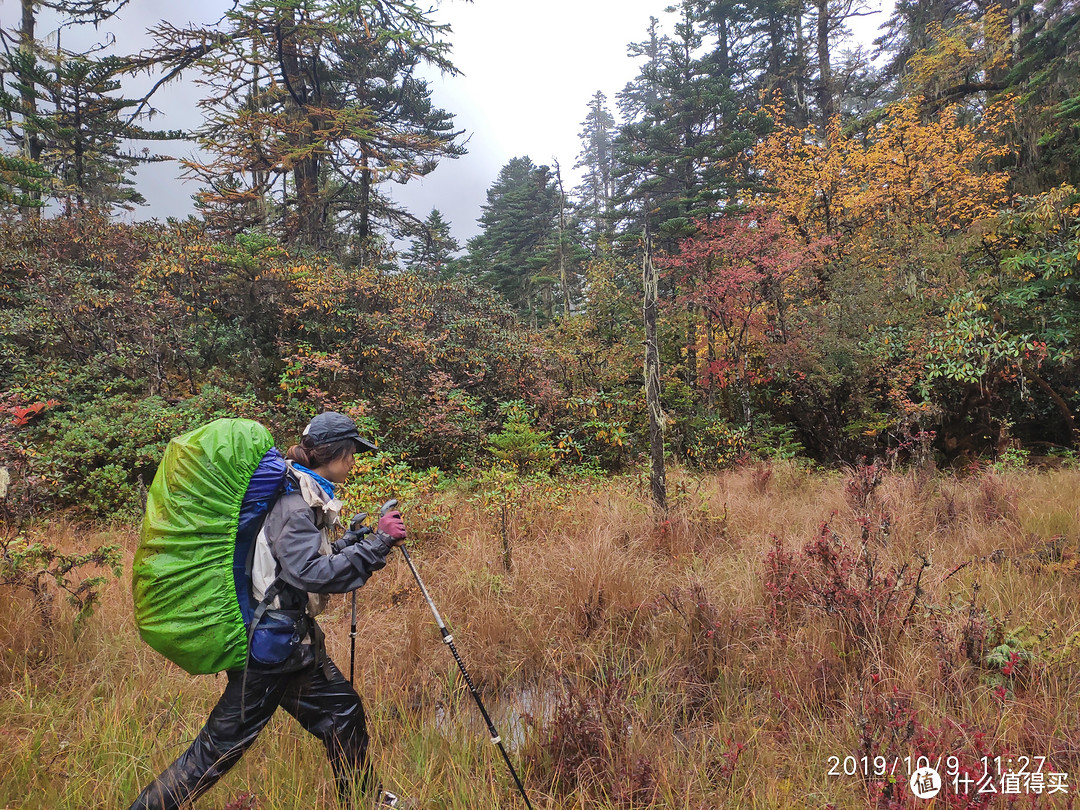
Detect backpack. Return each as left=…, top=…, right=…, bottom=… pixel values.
left=132, top=418, right=287, bottom=674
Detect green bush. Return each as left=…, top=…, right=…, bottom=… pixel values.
left=0, top=533, right=122, bottom=636
left=685, top=415, right=749, bottom=469
left=749, top=420, right=805, bottom=461
left=33, top=388, right=232, bottom=517
left=557, top=393, right=636, bottom=471
left=487, top=400, right=555, bottom=474
left=339, top=451, right=440, bottom=516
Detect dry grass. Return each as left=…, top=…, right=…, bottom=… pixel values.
left=2, top=464, right=1079, bottom=808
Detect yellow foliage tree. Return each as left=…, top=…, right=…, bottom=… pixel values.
left=753, top=95, right=1014, bottom=249
left=903, top=5, right=1012, bottom=103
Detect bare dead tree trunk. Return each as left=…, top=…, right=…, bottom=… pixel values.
left=554, top=159, right=572, bottom=316
left=644, top=227, right=666, bottom=510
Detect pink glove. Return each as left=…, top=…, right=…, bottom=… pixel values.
left=378, top=510, right=407, bottom=543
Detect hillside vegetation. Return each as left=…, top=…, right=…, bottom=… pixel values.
left=2, top=1, right=1080, bottom=806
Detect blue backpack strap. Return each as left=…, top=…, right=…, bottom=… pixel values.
left=234, top=448, right=288, bottom=625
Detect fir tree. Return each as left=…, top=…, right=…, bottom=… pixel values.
left=574, top=91, right=617, bottom=254
left=0, top=0, right=142, bottom=215
left=137, top=0, right=465, bottom=252
left=1007, top=0, right=1080, bottom=187
left=1, top=52, right=176, bottom=212
left=402, top=208, right=460, bottom=277
left=465, top=156, right=562, bottom=323
left=0, top=152, right=49, bottom=208
left=613, top=5, right=765, bottom=251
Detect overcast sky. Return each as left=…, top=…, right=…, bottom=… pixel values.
left=2, top=0, right=888, bottom=244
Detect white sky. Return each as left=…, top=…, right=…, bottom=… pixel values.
left=388, top=0, right=679, bottom=244
left=1, top=0, right=889, bottom=243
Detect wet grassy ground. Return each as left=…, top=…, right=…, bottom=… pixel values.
left=2, top=463, right=1079, bottom=808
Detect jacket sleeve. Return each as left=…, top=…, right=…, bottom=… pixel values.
left=265, top=496, right=395, bottom=594
left=331, top=536, right=350, bottom=553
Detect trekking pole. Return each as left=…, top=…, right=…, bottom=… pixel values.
left=379, top=499, right=535, bottom=810
left=347, top=512, right=370, bottom=686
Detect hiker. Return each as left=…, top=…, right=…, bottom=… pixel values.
left=129, top=411, right=408, bottom=810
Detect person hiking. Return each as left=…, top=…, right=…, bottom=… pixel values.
left=129, top=411, right=408, bottom=810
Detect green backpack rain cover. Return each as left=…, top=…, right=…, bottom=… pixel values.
left=133, top=418, right=275, bottom=674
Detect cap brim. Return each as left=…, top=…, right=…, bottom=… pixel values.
left=352, top=436, right=379, bottom=454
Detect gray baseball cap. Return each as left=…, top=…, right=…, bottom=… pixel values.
left=302, top=411, right=378, bottom=454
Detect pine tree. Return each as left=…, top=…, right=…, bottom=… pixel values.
left=138, top=0, right=465, bottom=251
left=0, top=0, right=140, bottom=215
left=613, top=5, right=765, bottom=250
left=574, top=91, right=617, bottom=254
left=402, top=208, right=460, bottom=276
left=465, top=156, right=561, bottom=323
left=1, top=51, right=176, bottom=212
left=0, top=152, right=49, bottom=208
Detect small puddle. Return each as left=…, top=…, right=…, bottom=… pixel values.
left=434, top=684, right=555, bottom=751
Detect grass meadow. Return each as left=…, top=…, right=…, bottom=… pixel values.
left=2, top=462, right=1080, bottom=809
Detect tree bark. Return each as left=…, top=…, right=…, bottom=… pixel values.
left=815, top=0, right=834, bottom=140
left=277, top=11, right=323, bottom=248
left=643, top=228, right=666, bottom=509
left=1022, top=361, right=1079, bottom=448
left=555, top=160, right=572, bottom=315
left=20, top=0, right=42, bottom=218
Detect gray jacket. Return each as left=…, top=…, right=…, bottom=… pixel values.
left=252, top=464, right=395, bottom=614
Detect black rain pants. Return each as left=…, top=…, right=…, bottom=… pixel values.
left=128, top=648, right=375, bottom=810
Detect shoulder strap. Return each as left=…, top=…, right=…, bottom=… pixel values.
left=248, top=578, right=288, bottom=636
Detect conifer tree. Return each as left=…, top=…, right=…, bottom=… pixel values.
left=1006, top=0, right=1080, bottom=186
left=137, top=0, right=465, bottom=251
left=402, top=208, right=460, bottom=276
left=0, top=152, right=49, bottom=207
left=740, top=0, right=813, bottom=127
left=574, top=91, right=617, bottom=254
left=1, top=52, right=176, bottom=212
left=0, top=0, right=138, bottom=215
left=873, top=0, right=981, bottom=88
left=613, top=5, right=765, bottom=250
left=465, top=156, right=562, bottom=323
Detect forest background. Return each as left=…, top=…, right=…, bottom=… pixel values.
left=1, top=0, right=1079, bottom=514
left=2, top=0, right=1080, bottom=807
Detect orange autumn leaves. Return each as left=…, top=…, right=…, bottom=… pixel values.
left=752, top=95, right=1015, bottom=243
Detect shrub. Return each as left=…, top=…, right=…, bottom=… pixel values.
left=487, top=400, right=554, bottom=474
left=33, top=389, right=232, bottom=517
left=763, top=522, right=929, bottom=659
left=0, top=394, right=59, bottom=523
left=0, top=531, right=121, bottom=636
left=685, top=415, right=749, bottom=470
left=856, top=681, right=1016, bottom=809
left=339, top=451, right=440, bottom=519
left=556, top=393, right=638, bottom=471
left=530, top=675, right=657, bottom=808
